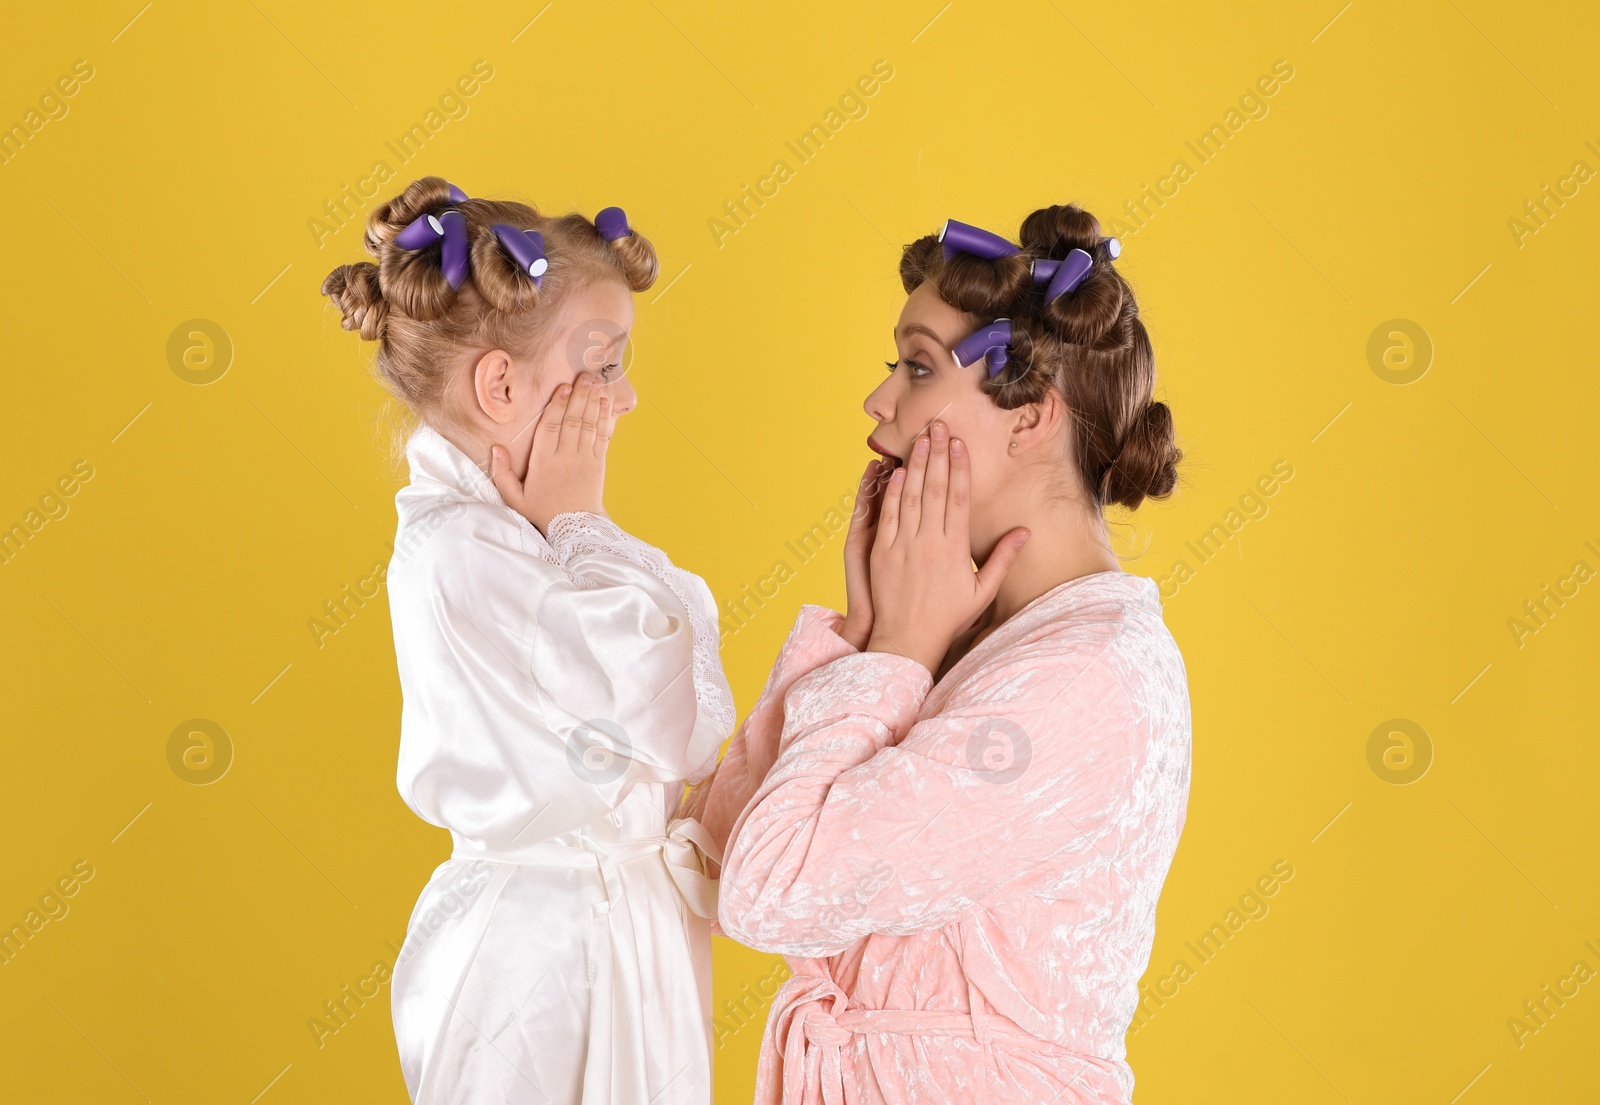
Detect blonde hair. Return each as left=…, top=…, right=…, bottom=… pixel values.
left=320, top=175, right=658, bottom=465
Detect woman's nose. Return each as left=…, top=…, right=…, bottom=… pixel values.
left=863, top=378, right=892, bottom=423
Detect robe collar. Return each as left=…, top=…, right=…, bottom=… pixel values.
left=403, top=420, right=507, bottom=509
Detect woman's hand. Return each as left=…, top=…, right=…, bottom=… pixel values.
left=865, top=421, right=1031, bottom=673
left=489, top=373, right=616, bottom=533
left=838, top=458, right=892, bottom=650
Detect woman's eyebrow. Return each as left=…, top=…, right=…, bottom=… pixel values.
left=896, top=323, right=947, bottom=345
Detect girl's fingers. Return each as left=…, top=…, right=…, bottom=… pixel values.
left=488, top=444, right=522, bottom=506
left=898, top=433, right=929, bottom=539
left=946, top=436, right=971, bottom=541
left=575, top=378, right=603, bottom=454
left=561, top=375, right=595, bottom=447
left=535, top=383, right=572, bottom=454
left=922, top=423, right=950, bottom=536
left=593, top=394, right=617, bottom=456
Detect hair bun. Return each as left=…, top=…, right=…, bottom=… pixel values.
left=321, top=262, right=388, bottom=341
left=1100, top=400, right=1181, bottom=510
left=602, top=230, right=659, bottom=292
left=1022, top=204, right=1123, bottom=347
left=363, top=176, right=461, bottom=257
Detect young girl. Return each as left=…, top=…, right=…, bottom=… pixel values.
left=679, top=203, right=1192, bottom=1104
left=322, top=176, right=735, bottom=1105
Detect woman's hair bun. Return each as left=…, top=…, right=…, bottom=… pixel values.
left=1023, top=204, right=1123, bottom=347
left=321, top=262, right=387, bottom=341
left=1100, top=400, right=1182, bottom=510
left=898, top=235, right=1030, bottom=319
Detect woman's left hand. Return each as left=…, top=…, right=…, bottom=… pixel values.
left=865, top=421, right=1031, bottom=673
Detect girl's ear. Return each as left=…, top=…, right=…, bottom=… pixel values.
left=472, top=349, right=518, bottom=424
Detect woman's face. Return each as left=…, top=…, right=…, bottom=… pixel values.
left=863, top=281, right=1015, bottom=499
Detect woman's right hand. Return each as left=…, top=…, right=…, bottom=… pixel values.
left=839, top=458, right=891, bottom=650
left=490, top=373, right=615, bottom=533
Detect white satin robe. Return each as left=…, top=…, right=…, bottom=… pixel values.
left=384, top=422, right=737, bottom=1105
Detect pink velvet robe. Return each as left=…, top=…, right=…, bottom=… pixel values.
left=678, top=570, right=1192, bottom=1104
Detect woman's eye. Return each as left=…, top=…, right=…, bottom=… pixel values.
left=885, top=358, right=930, bottom=379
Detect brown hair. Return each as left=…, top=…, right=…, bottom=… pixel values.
left=320, top=175, right=658, bottom=456
left=899, top=204, right=1181, bottom=511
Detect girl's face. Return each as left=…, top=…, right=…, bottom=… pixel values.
left=466, top=278, right=638, bottom=475
left=863, top=281, right=1016, bottom=501
left=533, top=278, right=639, bottom=416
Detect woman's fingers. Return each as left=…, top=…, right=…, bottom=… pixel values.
left=877, top=462, right=905, bottom=546
left=975, top=526, right=1032, bottom=605
left=922, top=423, right=950, bottom=536
left=946, top=436, right=971, bottom=541
left=898, top=432, right=929, bottom=539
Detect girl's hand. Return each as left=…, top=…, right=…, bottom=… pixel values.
left=839, top=458, right=891, bottom=650
left=865, top=421, right=1030, bottom=673
left=489, top=374, right=616, bottom=533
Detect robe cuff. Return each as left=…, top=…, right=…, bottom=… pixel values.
left=545, top=510, right=644, bottom=566
left=780, top=648, right=934, bottom=756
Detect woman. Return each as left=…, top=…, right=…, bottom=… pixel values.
left=679, top=202, right=1192, bottom=1103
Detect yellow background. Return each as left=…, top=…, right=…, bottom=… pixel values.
left=2, top=1, right=1597, bottom=1102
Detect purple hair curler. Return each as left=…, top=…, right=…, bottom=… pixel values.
left=1032, top=238, right=1121, bottom=288
left=438, top=210, right=469, bottom=291
left=1044, top=249, right=1093, bottom=302
left=494, top=223, right=550, bottom=286
left=594, top=206, right=631, bottom=242
left=951, top=319, right=1013, bottom=378
left=939, top=218, right=1020, bottom=261
left=446, top=181, right=468, bottom=203
left=396, top=213, right=445, bottom=250
left=525, top=230, right=547, bottom=289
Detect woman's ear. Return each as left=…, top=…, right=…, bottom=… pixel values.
left=472, top=349, right=518, bottom=425
left=1009, top=388, right=1066, bottom=454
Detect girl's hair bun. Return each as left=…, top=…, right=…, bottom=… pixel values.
left=602, top=227, right=659, bottom=292
left=320, top=262, right=387, bottom=341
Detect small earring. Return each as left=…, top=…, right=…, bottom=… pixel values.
left=1009, top=441, right=1018, bottom=449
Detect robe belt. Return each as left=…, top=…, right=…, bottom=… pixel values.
left=764, top=972, right=1080, bottom=1105
left=448, top=816, right=723, bottom=919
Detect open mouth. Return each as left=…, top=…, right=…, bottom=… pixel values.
left=866, top=437, right=903, bottom=469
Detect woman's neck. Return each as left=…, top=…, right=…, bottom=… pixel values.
left=939, top=493, right=1120, bottom=677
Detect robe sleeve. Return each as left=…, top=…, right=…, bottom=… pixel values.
left=522, top=510, right=736, bottom=789
left=716, top=628, right=1139, bottom=958
left=675, top=605, right=857, bottom=916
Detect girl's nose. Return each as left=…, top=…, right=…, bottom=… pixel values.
left=608, top=375, right=637, bottom=417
